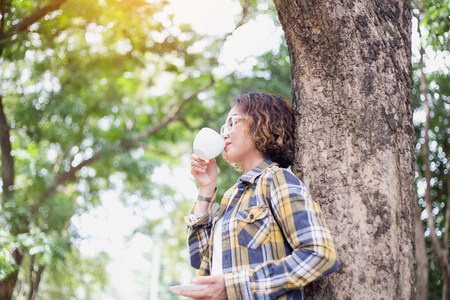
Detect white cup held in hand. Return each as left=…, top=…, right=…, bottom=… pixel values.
left=193, top=127, right=225, bottom=160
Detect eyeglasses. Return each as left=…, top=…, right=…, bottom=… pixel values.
left=220, top=115, right=241, bottom=136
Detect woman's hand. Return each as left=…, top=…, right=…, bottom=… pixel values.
left=190, top=154, right=218, bottom=189
left=180, top=275, right=227, bottom=300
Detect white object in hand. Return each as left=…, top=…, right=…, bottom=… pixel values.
left=169, top=284, right=210, bottom=294
left=193, top=127, right=225, bottom=160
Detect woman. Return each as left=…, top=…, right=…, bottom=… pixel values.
left=183, top=92, right=339, bottom=300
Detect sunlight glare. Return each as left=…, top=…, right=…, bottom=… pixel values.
left=166, top=0, right=241, bottom=35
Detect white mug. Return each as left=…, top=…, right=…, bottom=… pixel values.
left=193, top=127, right=225, bottom=160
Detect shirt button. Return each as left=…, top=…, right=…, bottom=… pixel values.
left=250, top=214, right=254, bottom=220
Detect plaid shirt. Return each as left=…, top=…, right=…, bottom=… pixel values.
left=185, top=159, right=339, bottom=300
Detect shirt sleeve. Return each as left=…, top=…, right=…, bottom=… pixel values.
left=224, top=169, right=339, bottom=299
left=184, top=188, right=217, bottom=270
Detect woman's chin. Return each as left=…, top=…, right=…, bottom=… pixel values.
left=223, top=152, right=236, bottom=164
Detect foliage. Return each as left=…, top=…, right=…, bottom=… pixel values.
left=420, top=0, right=450, bottom=51
left=0, top=0, right=284, bottom=298
left=0, top=0, right=224, bottom=297
left=413, top=70, right=450, bottom=300
left=413, top=0, right=450, bottom=299
left=20, top=249, right=109, bottom=300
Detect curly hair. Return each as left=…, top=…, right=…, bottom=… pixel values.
left=232, top=92, right=295, bottom=168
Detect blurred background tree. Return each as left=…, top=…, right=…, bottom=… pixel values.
left=413, top=0, right=450, bottom=299
left=0, top=0, right=448, bottom=299
left=0, top=0, right=287, bottom=299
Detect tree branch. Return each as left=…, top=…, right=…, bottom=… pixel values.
left=146, top=77, right=215, bottom=137
left=28, top=254, right=35, bottom=300
left=142, top=3, right=248, bottom=137
left=54, top=152, right=102, bottom=187
left=33, top=78, right=216, bottom=216
left=52, top=101, right=99, bottom=177
left=221, top=4, right=249, bottom=42
left=1, top=0, right=6, bottom=34
left=0, top=0, right=68, bottom=42
left=33, top=78, right=213, bottom=209
left=412, top=0, right=422, bottom=12
left=26, top=254, right=44, bottom=300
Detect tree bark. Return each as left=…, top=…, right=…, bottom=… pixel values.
left=273, top=1, right=415, bottom=299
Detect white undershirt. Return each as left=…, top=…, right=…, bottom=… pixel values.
left=211, top=189, right=237, bottom=275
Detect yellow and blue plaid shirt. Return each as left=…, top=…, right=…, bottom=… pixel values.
left=185, top=159, right=339, bottom=300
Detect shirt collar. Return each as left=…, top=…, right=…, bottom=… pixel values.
left=238, top=159, right=278, bottom=185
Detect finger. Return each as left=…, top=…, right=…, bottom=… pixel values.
left=191, top=166, right=206, bottom=175
left=191, top=160, right=207, bottom=171
left=191, top=162, right=207, bottom=173
left=205, top=158, right=216, bottom=167
left=180, top=289, right=206, bottom=299
left=193, top=276, right=217, bottom=285
left=191, top=153, right=207, bottom=164
left=180, top=285, right=214, bottom=300
left=191, top=159, right=207, bottom=169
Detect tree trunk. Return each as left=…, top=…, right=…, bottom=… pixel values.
left=0, top=1, right=67, bottom=298
left=273, top=1, right=415, bottom=299
left=444, top=174, right=450, bottom=300
left=28, top=264, right=45, bottom=300
left=0, top=250, right=22, bottom=300
left=149, top=245, right=161, bottom=300
left=0, top=95, right=19, bottom=300
left=0, top=96, right=14, bottom=202
left=415, top=199, right=429, bottom=300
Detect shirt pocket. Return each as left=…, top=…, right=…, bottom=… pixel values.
left=236, top=205, right=270, bottom=249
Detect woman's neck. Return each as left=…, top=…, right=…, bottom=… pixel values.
left=242, top=151, right=267, bottom=173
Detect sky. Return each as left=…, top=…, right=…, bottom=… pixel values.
left=165, top=0, right=282, bottom=75
left=71, top=1, right=449, bottom=299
